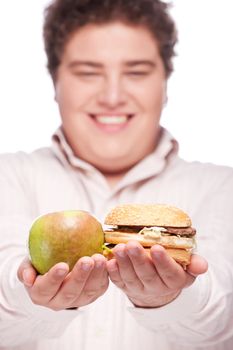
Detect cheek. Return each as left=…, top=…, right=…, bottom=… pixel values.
left=132, top=78, right=166, bottom=109
left=55, top=80, right=71, bottom=107
left=139, top=90, right=165, bottom=114
left=55, top=75, right=93, bottom=110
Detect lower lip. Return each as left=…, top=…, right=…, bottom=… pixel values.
left=89, top=115, right=133, bottom=133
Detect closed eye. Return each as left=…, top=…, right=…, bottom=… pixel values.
left=74, top=71, right=101, bottom=76
left=126, top=71, right=150, bottom=77
left=73, top=71, right=101, bottom=78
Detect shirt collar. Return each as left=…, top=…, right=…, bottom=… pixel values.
left=52, top=127, right=97, bottom=172
left=51, top=126, right=179, bottom=190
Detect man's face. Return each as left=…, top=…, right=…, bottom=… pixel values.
left=55, top=22, right=167, bottom=174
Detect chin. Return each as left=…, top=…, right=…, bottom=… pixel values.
left=85, top=151, right=135, bottom=174
left=94, top=158, right=135, bottom=175
left=73, top=137, right=156, bottom=174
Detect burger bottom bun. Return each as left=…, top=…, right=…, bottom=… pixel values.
left=103, top=246, right=191, bottom=266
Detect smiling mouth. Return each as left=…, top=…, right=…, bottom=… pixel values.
left=89, top=114, right=134, bottom=130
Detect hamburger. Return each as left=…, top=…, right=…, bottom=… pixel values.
left=103, top=204, right=196, bottom=266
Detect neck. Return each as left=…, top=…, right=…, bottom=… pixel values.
left=104, top=171, right=127, bottom=189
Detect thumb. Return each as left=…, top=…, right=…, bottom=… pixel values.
left=187, top=254, right=208, bottom=277
left=17, top=257, right=37, bottom=287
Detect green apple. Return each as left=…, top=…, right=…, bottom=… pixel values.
left=28, top=210, right=104, bottom=274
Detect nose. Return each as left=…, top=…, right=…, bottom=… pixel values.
left=97, top=74, right=127, bottom=108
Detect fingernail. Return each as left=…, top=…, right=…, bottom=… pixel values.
left=23, top=269, right=33, bottom=287
left=81, top=262, right=91, bottom=271
left=151, top=250, right=162, bottom=259
left=95, top=261, right=104, bottom=269
left=56, top=269, right=67, bottom=277
left=128, top=247, right=140, bottom=257
left=115, top=250, right=126, bottom=258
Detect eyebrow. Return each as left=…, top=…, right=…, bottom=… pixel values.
left=68, top=60, right=156, bottom=69
left=124, top=60, right=156, bottom=68
left=68, top=61, right=103, bottom=69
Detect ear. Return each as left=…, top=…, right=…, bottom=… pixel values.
left=53, top=80, right=59, bottom=103
left=51, top=75, right=58, bottom=102
left=163, top=81, right=168, bottom=106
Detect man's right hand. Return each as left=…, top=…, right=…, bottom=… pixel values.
left=17, top=254, right=109, bottom=310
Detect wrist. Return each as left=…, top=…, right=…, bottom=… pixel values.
left=130, top=290, right=181, bottom=308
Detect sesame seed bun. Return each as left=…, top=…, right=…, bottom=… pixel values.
left=104, top=203, right=192, bottom=228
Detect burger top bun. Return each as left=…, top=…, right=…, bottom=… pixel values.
left=104, top=204, right=192, bottom=228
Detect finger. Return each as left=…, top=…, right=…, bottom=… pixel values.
left=62, top=255, right=109, bottom=309
left=107, top=258, right=125, bottom=289
left=125, top=241, right=159, bottom=289
left=49, top=257, right=94, bottom=308
left=150, top=245, right=188, bottom=289
left=17, top=257, right=37, bottom=287
left=29, top=262, right=69, bottom=305
left=81, top=254, right=108, bottom=300
left=113, top=244, right=143, bottom=291
left=187, top=254, right=208, bottom=277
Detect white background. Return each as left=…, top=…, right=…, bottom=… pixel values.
left=0, top=1, right=232, bottom=167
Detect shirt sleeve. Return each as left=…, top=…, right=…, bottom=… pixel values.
left=127, top=168, right=233, bottom=347
left=0, top=155, right=80, bottom=347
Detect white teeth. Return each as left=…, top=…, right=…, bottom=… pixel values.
left=95, top=115, right=128, bottom=125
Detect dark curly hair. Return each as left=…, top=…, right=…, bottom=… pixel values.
left=43, top=0, right=177, bottom=80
